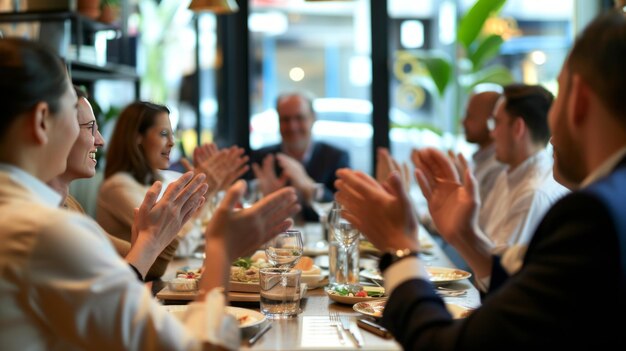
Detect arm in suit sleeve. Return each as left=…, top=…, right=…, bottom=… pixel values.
left=382, top=192, right=622, bottom=350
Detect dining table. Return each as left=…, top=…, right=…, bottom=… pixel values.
left=154, top=223, right=481, bottom=350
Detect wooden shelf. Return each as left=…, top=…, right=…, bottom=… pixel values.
left=0, top=11, right=119, bottom=32
left=69, top=60, right=138, bottom=82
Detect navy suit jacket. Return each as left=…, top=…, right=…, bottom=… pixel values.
left=249, top=141, right=350, bottom=221
left=382, top=158, right=626, bottom=350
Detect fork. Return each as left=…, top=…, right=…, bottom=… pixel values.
left=329, top=311, right=346, bottom=345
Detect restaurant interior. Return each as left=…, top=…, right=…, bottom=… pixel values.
left=0, top=0, right=624, bottom=350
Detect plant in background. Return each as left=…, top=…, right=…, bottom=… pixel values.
left=413, top=0, right=514, bottom=134
left=138, top=0, right=191, bottom=103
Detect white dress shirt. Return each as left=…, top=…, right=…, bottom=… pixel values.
left=478, top=150, right=569, bottom=254
left=471, top=144, right=506, bottom=203
left=0, top=164, right=237, bottom=350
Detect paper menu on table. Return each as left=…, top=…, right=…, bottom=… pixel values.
left=300, top=316, right=353, bottom=348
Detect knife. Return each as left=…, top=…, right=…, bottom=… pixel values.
left=340, top=316, right=363, bottom=348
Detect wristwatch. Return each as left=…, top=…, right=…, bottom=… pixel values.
left=379, top=249, right=420, bottom=274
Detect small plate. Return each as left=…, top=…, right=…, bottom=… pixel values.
left=359, top=268, right=383, bottom=283
left=301, top=273, right=328, bottom=289
left=359, top=267, right=472, bottom=285
left=427, top=267, right=472, bottom=284
left=353, top=300, right=474, bottom=319
left=161, top=305, right=265, bottom=328
left=325, top=286, right=385, bottom=305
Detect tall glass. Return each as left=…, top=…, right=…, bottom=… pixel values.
left=265, top=230, right=304, bottom=269
left=330, top=208, right=361, bottom=288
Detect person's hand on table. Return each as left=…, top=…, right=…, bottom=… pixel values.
left=334, top=168, right=419, bottom=252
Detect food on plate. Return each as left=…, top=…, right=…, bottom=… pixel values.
left=354, top=300, right=387, bottom=318
left=230, top=253, right=272, bottom=283
left=168, top=278, right=198, bottom=292
left=176, top=266, right=202, bottom=280
left=326, top=285, right=385, bottom=298
left=294, top=256, right=313, bottom=271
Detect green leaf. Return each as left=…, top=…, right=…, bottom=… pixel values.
left=458, top=0, right=507, bottom=50
left=468, top=34, right=504, bottom=70
left=421, top=56, right=452, bottom=98
left=460, top=65, right=514, bottom=92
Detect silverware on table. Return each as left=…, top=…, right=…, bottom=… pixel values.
left=329, top=311, right=346, bottom=345
left=340, top=315, right=363, bottom=348
left=248, top=322, right=272, bottom=346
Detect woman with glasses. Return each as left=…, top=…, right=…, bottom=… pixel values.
left=0, top=37, right=298, bottom=350
left=47, top=86, right=180, bottom=280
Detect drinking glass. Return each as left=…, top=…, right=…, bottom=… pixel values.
left=330, top=208, right=361, bottom=288
left=310, top=183, right=334, bottom=221
left=265, top=230, right=304, bottom=269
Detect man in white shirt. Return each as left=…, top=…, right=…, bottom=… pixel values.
left=477, top=84, right=568, bottom=254
left=333, top=10, right=626, bottom=349
left=461, top=90, right=505, bottom=202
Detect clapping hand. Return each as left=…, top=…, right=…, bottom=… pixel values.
left=204, top=180, right=301, bottom=260
left=411, top=148, right=479, bottom=246
left=375, top=147, right=410, bottom=191
left=129, top=172, right=208, bottom=277
left=252, top=153, right=289, bottom=196
left=334, top=169, right=419, bottom=253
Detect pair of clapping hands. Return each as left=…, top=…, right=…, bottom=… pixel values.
left=336, top=147, right=478, bottom=260
left=128, top=143, right=300, bottom=281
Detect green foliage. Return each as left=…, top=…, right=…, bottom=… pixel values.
left=412, top=0, right=513, bottom=134
left=458, top=0, right=507, bottom=50
left=421, top=54, right=452, bottom=98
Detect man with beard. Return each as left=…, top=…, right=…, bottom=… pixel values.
left=334, top=10, right=626, bottom=349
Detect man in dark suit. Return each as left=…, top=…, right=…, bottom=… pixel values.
left=251, top=92, right=349, bottom=221
left=334, top=10, right=626, bottom=349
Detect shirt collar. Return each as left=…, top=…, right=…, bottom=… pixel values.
left=282, top=141, right=315, bottom=164
left=0, top=163, right=63, bottom=207
left=473, top=143, right=496, bottom=163
left=580, top=146, right=626, bottom=188
left=506, top=150, right=549, bottom=184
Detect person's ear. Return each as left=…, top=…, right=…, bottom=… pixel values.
left=32, top=102, right=50, bottom=145
left=512, top=116, right=526, bottom=140
left=570, top=73, right=590, bottom=127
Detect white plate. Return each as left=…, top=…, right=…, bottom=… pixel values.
left=427, top=267, right=472, bottom=284
left=301, top=273, right=326, bottom=289
left=161, top=305, right=265, bottom=328
left=353, top=300, right=473, bottom=319
left=359, top=267, right=472, bottom=285
left=359, top=268, right=383, bottom=282
left=325, top=286, right=385, bottom=305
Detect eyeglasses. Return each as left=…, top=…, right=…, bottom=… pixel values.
left=79, top=120, right=98, bottom=137
left=487, top=116, right=499, bottom=132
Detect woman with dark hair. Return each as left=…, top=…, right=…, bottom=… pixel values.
left=97, top=101, right=249, bottom=255
left=0, top=38, right=299, bottom=350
